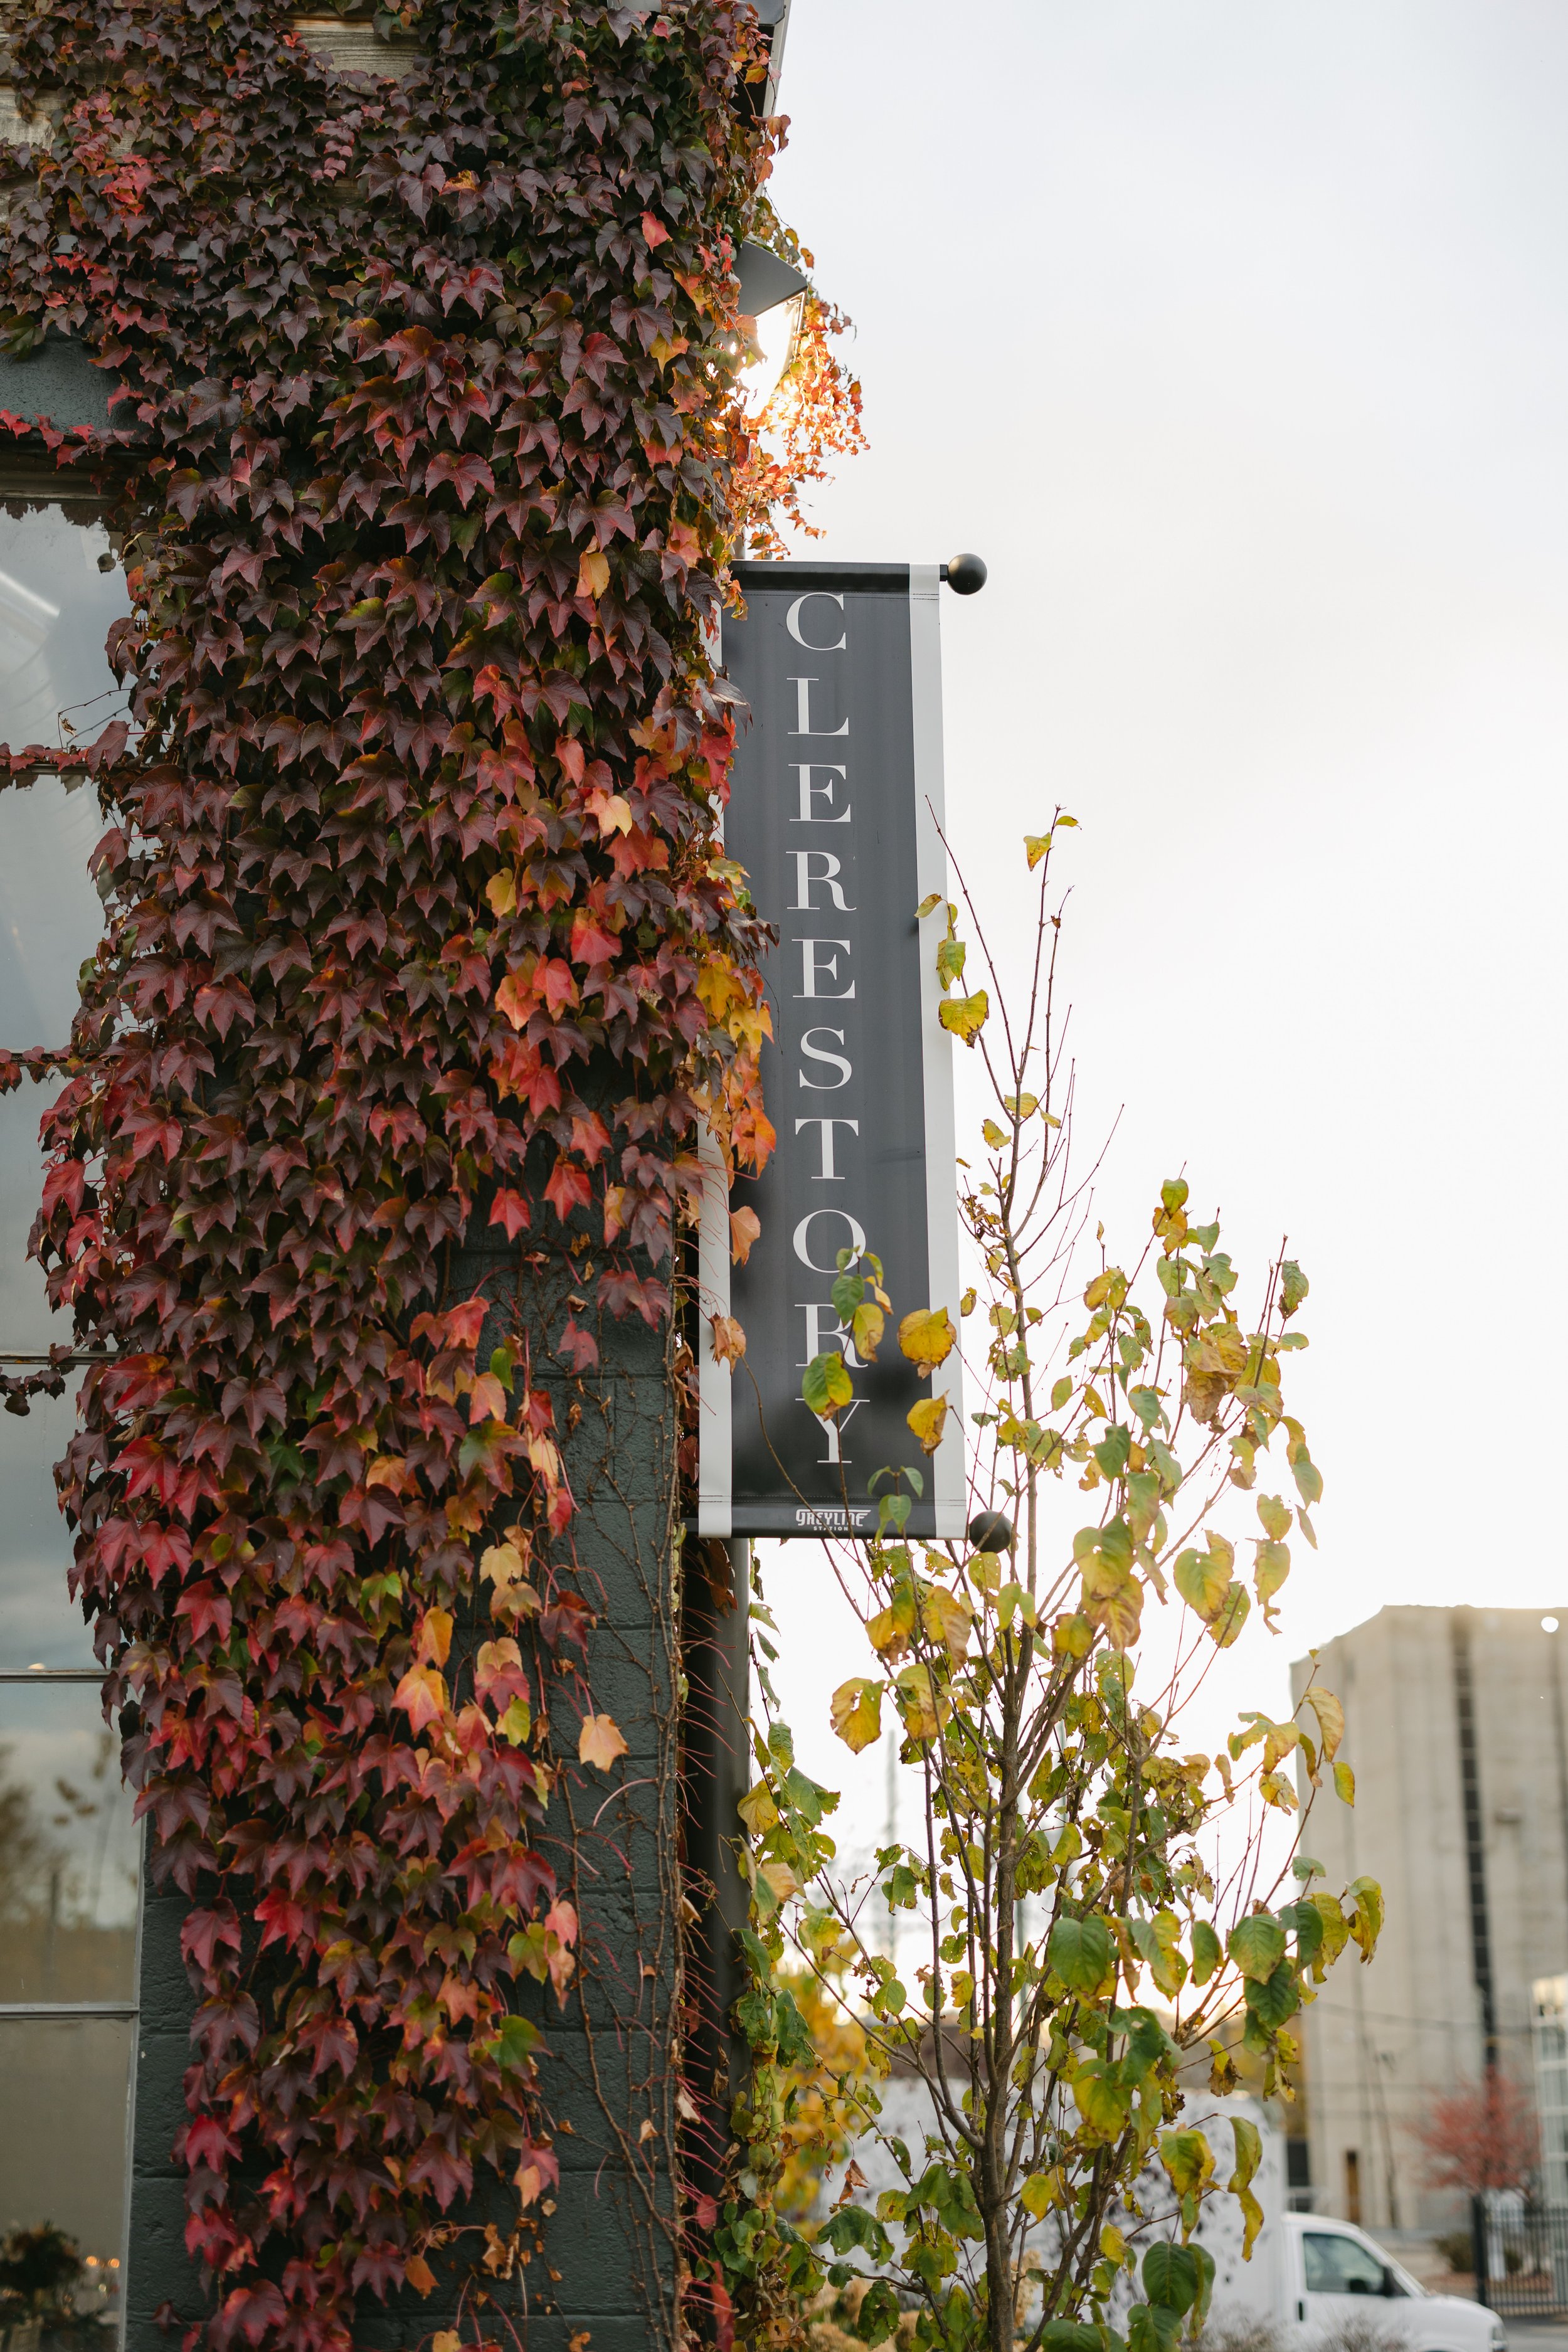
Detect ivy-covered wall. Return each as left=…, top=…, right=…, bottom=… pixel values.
left=0, top=3, right=781, bottom=2346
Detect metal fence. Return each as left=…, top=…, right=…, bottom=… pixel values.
left=1473, top=2194, right=1568, bottom=2318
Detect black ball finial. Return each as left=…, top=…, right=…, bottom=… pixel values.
left=943, top=552, right=988, bottom=596
left=967, top=1510, right=1015, bottom=1554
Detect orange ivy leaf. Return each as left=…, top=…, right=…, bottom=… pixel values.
left=578, top=1714, right=628, bottom=1772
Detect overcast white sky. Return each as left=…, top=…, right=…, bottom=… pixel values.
left=755, top=1, right=1568, bottom=1873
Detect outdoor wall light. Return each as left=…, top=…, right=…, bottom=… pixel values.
left=732, top=239, right=810, bottom=416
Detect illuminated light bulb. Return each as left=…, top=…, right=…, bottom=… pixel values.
left=738, top=292, right=803, bottom=418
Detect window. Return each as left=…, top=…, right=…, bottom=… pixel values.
left=1304, top=2232, right=1388, bottom=2297
left=0, top=480, right=135, bottom=2348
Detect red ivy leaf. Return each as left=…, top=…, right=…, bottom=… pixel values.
left=425, top=449, right=495, bottom=509
left=488, top=1187, right=531, bottom=1239
left=556, top=1317, right=598, bottom=1373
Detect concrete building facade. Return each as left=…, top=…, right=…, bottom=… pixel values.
left=1291, top=1606, right=1568, bottom=2232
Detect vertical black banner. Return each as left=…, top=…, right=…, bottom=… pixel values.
left=697, top=562, right=964, bottom=1539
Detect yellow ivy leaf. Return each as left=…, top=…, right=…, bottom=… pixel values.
left=578, top=1713, right=629, bottom=1772
left=393, top=1663, right=448, bottom=1732
left=829, top=1677, right=882, bottom=1754
left=588, top=788, right=633, bottom=836
left=898, top=1305, right=956, bottom=1377
left=480, top=1538, right=524, bottom=1584
left=576, top=547, right=610, bottom=600
left=729, top=1205, right=761, bottom=1264
left=709, top=1313, right=746, bottom=1367
left=415, top=1608, right=453, bottom=1666
left=485, top=869, right=517, bottom=916
left=406, top=2259, right=437, bottom=2298
left=938, top=988, right=988, bottom=1044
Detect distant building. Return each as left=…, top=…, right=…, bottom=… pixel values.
left=1291, top=1606, right=1568, bottom=2230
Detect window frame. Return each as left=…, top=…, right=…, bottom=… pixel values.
left=0, top=436, right=142, bottom=2348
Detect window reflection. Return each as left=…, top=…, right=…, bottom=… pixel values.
left=0, top=773, right=105, bottom=1047
left=0, top=776, right=107, bottom=1360
left=0, top=506, right=129, bottom=754
left=0, top=1386, right=88, bottom=1669
left=0, top=2018, right=131, bottom=2339
left=0, top=1681, right=137, bottom=2004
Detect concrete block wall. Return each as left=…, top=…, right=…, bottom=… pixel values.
left=124, top=1217, right=682, bottom=2351
left=1293, top=1605, right=1568, bottom=2233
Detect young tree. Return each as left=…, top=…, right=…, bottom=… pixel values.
left=728, top=821, right=1381, bottom=2352
left=1416, top=2074, right=1539, bottom=2197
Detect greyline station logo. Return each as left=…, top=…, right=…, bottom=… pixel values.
left=697, top=562, right=965, bottom=1540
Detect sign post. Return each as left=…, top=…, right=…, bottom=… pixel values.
left=698, top=561, right=966, bottom=1539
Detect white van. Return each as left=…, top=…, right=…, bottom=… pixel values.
left=1210, top=2210, right=1506, bottom=2352
left=827, top=2085, right=1506, bottom=2352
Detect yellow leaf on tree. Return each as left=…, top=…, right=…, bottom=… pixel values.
left=851, top=1300, right=885, bottom=1361
left=578, top=1713, right=629, bottom=1772
left=1301, top=1685, right=1345, bottom=1762
left=906, top=1394, right=950, bottom=1455
left=1209, top=1583, right=1251, bottom=1648
left=867, top=1596, right=913, bottom=1663
left=938, top=988, right=988, bottom=1044
left=737, top=1779, right=779, bottom=1835
left=1174, top=1545, right=1232, bottom=1624
left=1082, top=1565, right=1142, bottom=1651
left=1025, top=834, right=1051, bottom=869
left=921, top=1585, right=973, bottom=1660
left=895, top=1661, right=945, bottom=1742
left=829, top=1677, right=883, bottom=1754
left=898, top=1305, right=956, bottom=1377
